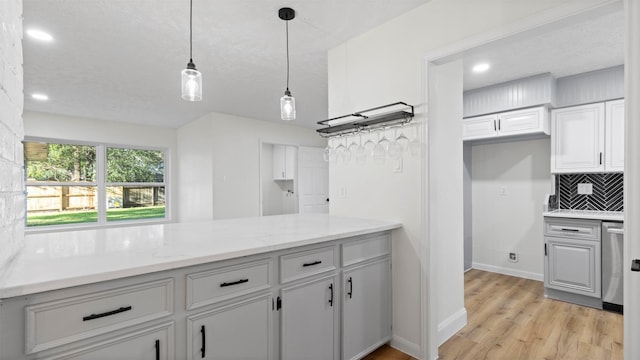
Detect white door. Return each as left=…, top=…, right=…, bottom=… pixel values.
left=280, top=275, right=337, bottom=360
left=187, top=294, right=272, bottom=360
left=342, top=258, right=391, bottom=360
left=551, top=103, right=605, bottom=173
left=297, top=147, right=329, bottom=214
left=605, top=99, right=625, bottom=172
left=462, top=114, right=497, bottom=140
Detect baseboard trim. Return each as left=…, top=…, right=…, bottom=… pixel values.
left=390, top=335, right=422, bottom=359
left=437, top=307, right=467, bottom=346
left=472, top=262, right=543, bottom=282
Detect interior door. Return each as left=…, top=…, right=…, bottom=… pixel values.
left=297, top=147, right=329, bottom=213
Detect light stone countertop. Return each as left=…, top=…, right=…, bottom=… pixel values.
left=0, top=214, right=401, bottom=299
left=543, top=209, right=624, bottom=222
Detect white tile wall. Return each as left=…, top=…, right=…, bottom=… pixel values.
left=0, top=0, right=25, bottom=269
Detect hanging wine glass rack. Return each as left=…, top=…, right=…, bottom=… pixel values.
left=316, top=102, right=414, bottom=138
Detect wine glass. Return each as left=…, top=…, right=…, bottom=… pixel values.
left=372, top=130, right=389, bottom=165
left=334, top=138, right=346, bottom=163
left=395, top=125, right=410, bottom=152
left=354, top=134, right=368, bottom=165
left=347, top=136, right=359, bottom=163
left=322, top=139, right=334, bottom=162
left=362, top=133, right=376, bottom=162
left=387, top=128, right=404, bottom=160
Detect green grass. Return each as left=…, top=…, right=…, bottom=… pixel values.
left=27, top=206, right=165, bottom=227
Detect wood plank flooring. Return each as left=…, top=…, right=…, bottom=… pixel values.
left=364, top=269, right=623, bottom=360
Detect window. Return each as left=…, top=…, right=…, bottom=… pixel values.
left=25, top=140, right=167, bottom=228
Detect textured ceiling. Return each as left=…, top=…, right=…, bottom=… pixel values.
left=460, top=7, right=624, bottom=90
left=22, top=0, right=430, bottom=129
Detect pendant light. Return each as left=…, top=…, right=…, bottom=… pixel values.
left=279, top=7, right=295, bottom=120
left=181, top=0, right=202, bottom=101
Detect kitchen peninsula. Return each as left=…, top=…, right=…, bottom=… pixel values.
left=0, top=214, right=400, bottom=360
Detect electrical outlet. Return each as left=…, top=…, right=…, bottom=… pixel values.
left=509, top=252, right=518, bottom=263
left=577, top=183, right=593, bottom=195
left=339, top=186, right=347, bottom=199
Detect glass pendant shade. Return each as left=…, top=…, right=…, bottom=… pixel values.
left=181, top=63, right=202, bottom=102
left=280, top=90, right=296, bottom=120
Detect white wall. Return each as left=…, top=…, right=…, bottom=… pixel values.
left=0, top=0, right=24, bottom=269
left=327, top=0, right=612, bottom=356
left=176, top=112, right=325, bottom=221
left=471, top=138, right=551, bottom=280
left=23, top=111, right=179, bottom=220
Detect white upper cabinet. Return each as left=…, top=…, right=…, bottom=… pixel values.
left=605, top=99, right=625, bottom=172
left=273, top=145, right=296, bottom=180
left=462, top=106, right=549, bottom=141
left=551, top=100, right=624, bottom=173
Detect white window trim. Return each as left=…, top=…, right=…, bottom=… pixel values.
left=24, top=137, right=170, bottom=233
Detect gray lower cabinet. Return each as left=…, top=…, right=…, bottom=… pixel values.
left=280, top=275, right=338, bottom=360
left=544, top=218, right=601, bottom=307
left=0, top=232, right=391, bottom=360
left=187, top=294, right=272, bottom=360
left=342, top=258, right=391, bottom=360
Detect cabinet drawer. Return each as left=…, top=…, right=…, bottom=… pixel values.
left=26, top=278, right=174, bottom=354
left=280, top=246, right=337, bottom=283
left=186, top=259, right=272, bottom=310
left=342, top=234, right=390, bottom=267
left=544, top=218, right=601, bottom=241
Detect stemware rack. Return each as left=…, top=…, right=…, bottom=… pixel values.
left=316, top=102, right=414, bottom=138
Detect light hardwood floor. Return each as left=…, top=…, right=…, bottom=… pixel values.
left=366, top=269, right=623, bottom=360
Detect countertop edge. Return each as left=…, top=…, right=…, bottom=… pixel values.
left=0, top=217, right=401, bottom=299
left=543, top=211, right=624, bottom=221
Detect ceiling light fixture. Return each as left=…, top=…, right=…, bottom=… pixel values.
left=26, top=29, right=53, bottom=42
left=279, top=7, right=296, bottom=121
left=472, top=63, right=490, bottom=73
left=31, top=93, right=49, bottom=101
left=181, top=0, right=202, bottom=101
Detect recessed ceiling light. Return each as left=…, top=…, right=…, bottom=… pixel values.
left=32, top=93, right=49, bottom=101
left=26, top=29, right=53, bottom=42
left=472, top=63, right=490, bottom=73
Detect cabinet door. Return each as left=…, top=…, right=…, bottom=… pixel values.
left=462, top=114, right=498, bottom=140
left=551, top=103, right=605, bottom=173
left=280, top=275, right=337, bottom=360
left=273, top=145, right=287, bottom=180
left=545, top=236, right=601, bottom=298
left=497, top=107, right=547, bottom=137
left=46, top=322, right=174, bottom=360
left=284, top=146, right=296, bottom=180
left=605, top=99, right=625, bottom=172
left=187, top=294, right=272, bottom=360
left=342, top=258, right=391, bottom=360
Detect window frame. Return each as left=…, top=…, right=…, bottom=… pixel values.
left=24, top=137, right=170, bottom=232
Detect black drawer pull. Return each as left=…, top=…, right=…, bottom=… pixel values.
left=347, top=277, right=353, bottom=299
left=200, top=325, right=206, bottom=358
left=328, top=283, right=334, bottom=307
left=220, top=278, right=249, bottom=287
left=561, top=228, right=580, bottom=232
left=155, top=339, right=160, bottom=360
left=302, top=260, right=322, bottom=267
left=82, top=306, right=132, bottom=321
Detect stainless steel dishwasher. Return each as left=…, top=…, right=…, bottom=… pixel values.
left=602, top=221, right=624, bottom=313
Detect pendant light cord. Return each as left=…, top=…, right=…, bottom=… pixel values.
left=285, top=20, right=290, bottom=91
left=189, top=0, right=193, bottom=62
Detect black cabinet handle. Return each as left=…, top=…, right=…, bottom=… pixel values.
left=83, top=306, right=132, bottom=321
left=220, top=279, right=249, bottom=287
left=544, top=244, right=547, bottom=256
left=498, top=119, right=501, bottom=131
left=302, top=260, right=322, bottom=267
left=155, top=339, right=160, bottom=360
left=200, top=325, right=206, bottom=358
left=493, top=120, right=497, bottom=131
left=600, top=152, right=603, bottom=165
left=347, top=277, right=353, bottom=299
left=328, top=283, right=334, bottom=307
left=561, top=228, right=580, bottom=232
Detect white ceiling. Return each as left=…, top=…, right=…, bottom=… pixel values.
left=23, top=1, right=625, bottom=130
left=458, top=6, right=624, bottom=91
left=22, top=0, right=430, bottom=129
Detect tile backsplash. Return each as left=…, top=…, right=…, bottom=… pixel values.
left=557, top=173, right=623, bottom=211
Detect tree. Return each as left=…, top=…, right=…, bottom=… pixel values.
left=106, top=148, right=164, bottom=183
left=27, top=144, right=96, bottom=182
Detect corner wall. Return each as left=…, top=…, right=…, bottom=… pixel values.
left=0, top=0, right=25, bottom=269
left=176, top=113, right=325, bottom=221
